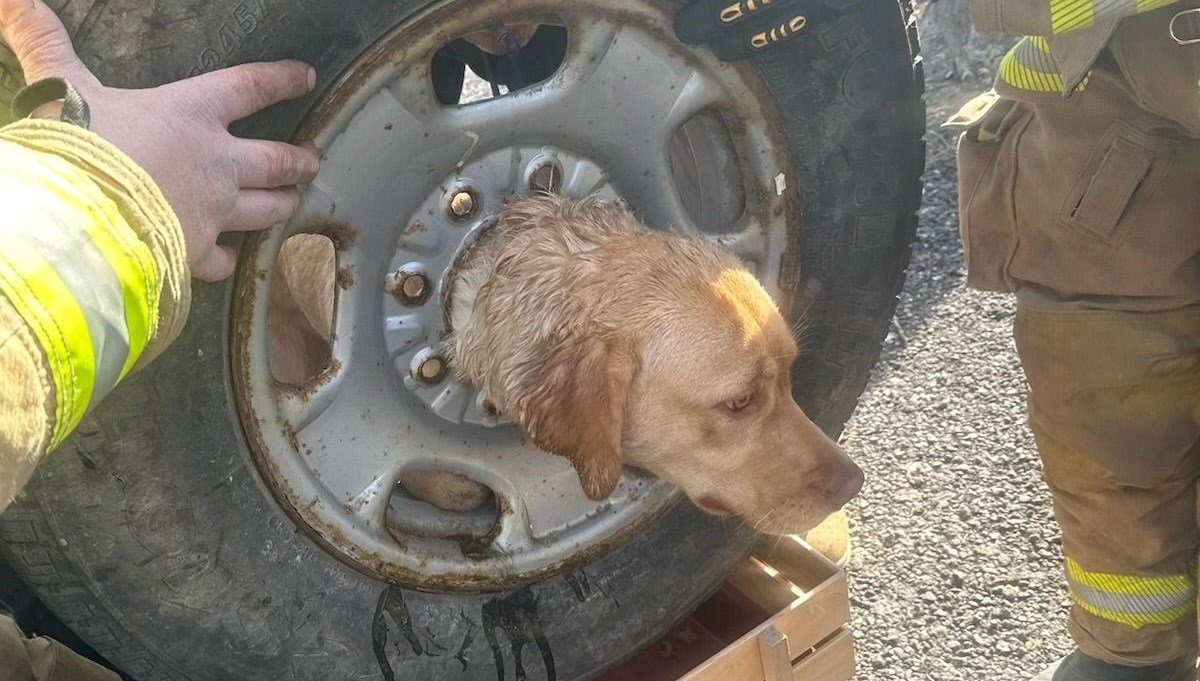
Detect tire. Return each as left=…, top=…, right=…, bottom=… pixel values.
left=0, top=1, right=924, bottom=679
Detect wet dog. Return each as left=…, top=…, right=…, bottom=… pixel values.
left=444, top=195, right=861, bottom=534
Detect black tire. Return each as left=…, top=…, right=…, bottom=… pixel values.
left=0, top=1, right=924, bottom=679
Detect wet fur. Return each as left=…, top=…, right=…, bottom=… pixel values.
left=446, top=195, right=862, bottom=533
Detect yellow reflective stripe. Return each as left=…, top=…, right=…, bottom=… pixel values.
left=1051, top=0, right=1095, bottom=32
left=0, top=240, right=95, bottom=448
left=999, top=43, right=1065, bottom=92
left=1067, top=558, right=1194, bottom=597
left=77, top=199, right=158, bottom=380
left=1135, top=0, right=1175, bottom=11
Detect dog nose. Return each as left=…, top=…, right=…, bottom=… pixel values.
left=829, top=461, right=864, bottom=506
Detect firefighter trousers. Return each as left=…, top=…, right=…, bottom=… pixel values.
left=957, top=56, right=1200, bottom=664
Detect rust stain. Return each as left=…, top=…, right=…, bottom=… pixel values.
left=276, top=358, right=343, bottom=402
left=282, top=420, right=301, bottom=453
left=323, top=221, right=358, bottom=250
left=336, top=266, right=355, bottom=289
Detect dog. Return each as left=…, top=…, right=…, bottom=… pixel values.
left=445, top=195, right=861, bottom=535
left=271, top=195, right=863, bottom=535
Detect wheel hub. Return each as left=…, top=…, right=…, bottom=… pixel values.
left=387, top=145, right=619, bottom=428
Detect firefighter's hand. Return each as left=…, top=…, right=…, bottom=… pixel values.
left=0, top=0, right=321, bottom=281
left=674, top=0, right=820, bottom=62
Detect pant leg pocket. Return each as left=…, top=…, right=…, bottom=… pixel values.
left=1057, top=121, right=1159, bottom=247
left=953, top=92, right=1032, bottom=292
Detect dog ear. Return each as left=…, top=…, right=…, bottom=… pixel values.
left=518, top=334, right=638, bottom=501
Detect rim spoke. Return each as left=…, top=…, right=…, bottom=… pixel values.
left=708, top=219, right=769, bottom=258
left=610, top=152, right=697, bottom=233
left=275, top=351, right=412, bottom=505
left=346, top=469, right=404, bottom=533
left=276, top=375, right=342, bottom=434
left=558, top=20, right=725, bottom=151
left=493, top=500, right=536, bottom=555
left=441, top=22, right=723, bottom=212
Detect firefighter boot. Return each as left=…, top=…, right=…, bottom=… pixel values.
left=1032, top=650, right=1197, bottom=681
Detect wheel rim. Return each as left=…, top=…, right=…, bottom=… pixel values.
left=231, top=0, right=796, bottom=592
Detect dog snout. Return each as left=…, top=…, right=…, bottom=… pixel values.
left=810, top=439, right=863, bottom=509
left=830, top=459, right=865, bottom=507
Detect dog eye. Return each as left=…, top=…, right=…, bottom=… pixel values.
left=723, top=392, right=755, bottom=413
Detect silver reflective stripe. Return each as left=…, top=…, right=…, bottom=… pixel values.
left=11, top=199, right=130, bottom=408
left=1092, top=0, right=1130, bottom=17
left=1013, top=38, right=1061, bottom=77
left=1068, top=578, right=1196, bottom=616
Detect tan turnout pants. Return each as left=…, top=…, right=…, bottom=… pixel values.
left=0, top=614, right=117, bottom=681
left=957, top=37, right=1200, bottom=664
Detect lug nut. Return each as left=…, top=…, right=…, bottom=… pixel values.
left=448, top=190, right=477, bottom=220
left=417, top=356, right=447, bottom=384
left=529, top=163, right=563, bottom=193
left=391, top=270, right=429, bottom=305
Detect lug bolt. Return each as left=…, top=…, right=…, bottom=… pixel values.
left=529, top=163, right=563, bottom=193
left=448, top=190, right=477, bottom=220
left=417, top=356, right=447, bottom=384
left=391, top=270, right=429, bottom=305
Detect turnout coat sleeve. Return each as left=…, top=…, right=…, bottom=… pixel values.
left=0, top=119, right=190, bottom=512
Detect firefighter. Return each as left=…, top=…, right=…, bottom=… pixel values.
left=0, top=0, right=318, bottom=676
left=680, top=0, right=1200, bottom=678
left=956, top=3, right=1200, bottom=678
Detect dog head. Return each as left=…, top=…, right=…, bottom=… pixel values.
left=510, top=198, right=862, bottom=535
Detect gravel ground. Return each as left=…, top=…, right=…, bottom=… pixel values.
left=842, top=8, right=1074, bottom=679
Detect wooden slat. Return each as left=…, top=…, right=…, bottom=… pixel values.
left=753, top=535, right=838, bottom=590
left=791, top=629, right=855, bottom=681
left=681, top=568, right=850, bottom=681
left=729, top=558, right=798, bottom=613
left=757, top=627, right=792, bottom=681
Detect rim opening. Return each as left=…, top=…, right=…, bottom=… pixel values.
left=387, top=470, right=500, bottom=553
left=668, top=109, right=747, bottom=235
left=268, top=233, right=336, bottom=384
left=432, top=24, right=569, bottom=105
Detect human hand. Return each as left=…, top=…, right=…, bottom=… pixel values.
left=0, top=0, right=321, bottom=280
left=674, top=0, right=818, bottom=61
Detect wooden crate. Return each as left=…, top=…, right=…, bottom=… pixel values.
left=597, top=536, right=854, bottom=681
